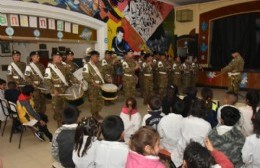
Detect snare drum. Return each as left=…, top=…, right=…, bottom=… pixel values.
left=73, top=68, right=88, bottom=91
left=65, top=84, right=84, bottom=106
left=100, top=84, right=118, bottom=100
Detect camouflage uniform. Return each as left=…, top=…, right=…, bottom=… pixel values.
left=153, top=59, right=159, bottom=94
left=44, top=63, right=79, bottom=127
left=65, top=61, right=79, bottom=73
left=172, top=61, right=182, bottom=91
left=221, top=55, right=244, bottom=93
left=190, top=62, right=201, bottom=87
left=101, top=58, right=115, bottom=82
left=82, top=61, right=104, bottom=116
left=181, top=61, right=191, bottom=93
left=122, top=58, right=137, bottom=98
left=25, top=62, right=46, bottom=114
left=157, top=60, right=169, bottom=99
left=138, top=58, right=144, bottom=96
left=142, top=61, right=153, bottom=104
left=7, top=61, right=27, bottom=87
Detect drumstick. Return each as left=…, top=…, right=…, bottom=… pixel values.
left=36, top=87, right=48, bottom=91
left=214, top=73, right=223, bottom=78
left=51, top=93, right=72, bottom=96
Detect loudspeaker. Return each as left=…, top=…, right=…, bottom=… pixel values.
left=176, top=9, right=193, bottom=22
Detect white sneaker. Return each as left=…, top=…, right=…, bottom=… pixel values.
left=34, top=131, right=45, bottom=141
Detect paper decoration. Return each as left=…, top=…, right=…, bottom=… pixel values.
left=65, top=22, right=71, bottom=33
left=0, top=13, right=8, bottom=26
left=80, top=28, right=92, bottom=40
left=9, top=14, right=19, bottom=27
left=72, top=24, right=78, bottom=34
left=20, top=15, right=29, bottom=27
left=39, top=17, right=47, bottom=29
left=57, top=20, right=64, bottom=31
left=29, top=16, right=37, bottom=28
left=33, top=29, right=40, bottom=39
left=48, top=18, right=55, bottom=30
left=5, top=27, right=14, bottom=38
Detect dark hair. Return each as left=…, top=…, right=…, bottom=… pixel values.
left=129, top=126, right=160, bottom=155
left=125, top=97, right=137, bottom=120
left=201, top=87, right=213, bottom=101
left=89, top=50, right=100, bottom=57
left=221, top=106, right=240, bottom=126
left=245, top=90, right=259, bottom=120
left=253, top=109, right=260, bottom=138
left=62, top=106, right=80, bottom=124
left=225, top=91, right=238, bottom=105
left=0, top=78, right=6, bottom=85
left=7, top=81, right=17, bottom=89
left=74, top=117, right=101, bottom=157
left=189, top=99, right=207, bottom=118
left=168, top=84, right=179, bottom=96
left=148, top=96, right=162, bottom=111
left=116, top=26, right=124, bottom=34
left=183, top=142, right=214, bottom=168
left=21, top=85, right=34, bottom=96
left=101, top=115, right=124, bottom=141
left=173, top=101, right=185, bottom=115
left=186, top=87, right=198, bottom=98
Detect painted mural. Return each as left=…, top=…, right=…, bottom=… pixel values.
left=20, top=0, right=174, bottom=56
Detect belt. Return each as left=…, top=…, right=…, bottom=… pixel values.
left=228, top=72, right=240, bottom=77
left=159, top=72, right=167, bottom=75
left=174, top=72, right=180, bottom=74
left=124, top=74, right=133, bottom=77
left=33, top=81, right=40, bottom=84
left=144, top=74, right=152, bottom=77
left=13, top=75, right=19, bottom=79
left=54, top=84, right=62, bottom=88
left=95, top=80, right=101, bottom=84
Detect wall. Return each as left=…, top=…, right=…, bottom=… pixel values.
left=174, top=0, right=257, bottom=36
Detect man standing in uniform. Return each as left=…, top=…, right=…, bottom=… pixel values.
left=181, top=56, right=192, bottom=93
left=44, top=51, right=79, bottom=127
left=191, top=57, right=202, bottom=87
left=101, top=50, right=115, bottom=82
left=82, top=50, right=106, bottom=120
left=7, top=50, right=27, bottom=88
left=24, top=51, right=46, bottom=114
left=122, top=49, right=140, bottom=98
left=153, top=51, right=160, bottom=94
left=157, top=53, right=170, bottom=99
left=142, top=53, right=154, bottom=104
left=221, top=50, right=244, bottom=93
left=172, top=56, right=182, bottom=92
left=64, top=50, right=79, bottom=73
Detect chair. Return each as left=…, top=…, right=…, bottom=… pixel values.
left=0, top=98, right=10, bottom=136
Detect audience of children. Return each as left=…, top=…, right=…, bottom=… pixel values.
left=120, top=97, right=142, bottom=143
left=242, top=109, right=260, bottom=168
left=125, top=126, right=165, bottom=168
left=72, top=117, right=101, bottom=168
left=209, top=106, right=245, bottom=167
left=162, top=85, right=181, bottom=115
left=182, top=87, right=198, bottom=117
left=142, top=96, right=164, bottom=129
left=4, top=81, right=21, bottom=104
left=0, top=78, right=7, bottom=122
left=52, top=106, right=79, bottom=168
left=0, top=78, right=6, bottom=99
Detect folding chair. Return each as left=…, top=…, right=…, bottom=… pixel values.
left=0, top=98, right=10, bottom=136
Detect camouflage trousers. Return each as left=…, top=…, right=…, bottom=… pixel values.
left=123, top=76, right=136, bottom=99
left=143, top=76, right=153, bottom=104
left=182, top=73, right=191, bottom=93
left=173, top=73, right=182, bottom=91
left=52, top=96, right=66, bottom=127
left=191, top=73, right=199, bottom=87
left=158, top=74, right=168, bottom=99
left=88, top=86, right=104, bottom=115
left=33, top=89, right=46, bottom=114
left=228, top=74, right=242, bottom=94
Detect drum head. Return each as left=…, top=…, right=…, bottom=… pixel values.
left=73, top=68, right=88, bottom=91
left=65, top=84, right=84, bottom=100
left=101, top=84, right=118, bottom=92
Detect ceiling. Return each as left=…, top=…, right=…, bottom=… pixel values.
left=159, top=0, right=217, bottom=6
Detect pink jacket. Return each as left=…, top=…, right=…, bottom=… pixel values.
left=125, top=151, right=165, bottom=168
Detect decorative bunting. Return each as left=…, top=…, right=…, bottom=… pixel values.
left=20, top=15, right=29, bottom=27
left=57, top=20, right=64, bottom=31
left=29, top=16, right=37, bottom=28
left=65, top=22, right=71, bottom=33
left=72, top=24, right=78, bottom=34
left=48, top=18, right=55, bottom=30
left=39, top=17, right=47, bottom=29
left=9, top=14, right=19, bottom=27
left=0, top=13, right=8, bottom=26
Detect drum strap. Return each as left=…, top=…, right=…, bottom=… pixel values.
left=88, top=62, right=105, bottom=84
left=48, top=63, right=69, bottom=86
left=10, top=62, right=25, bottom=80
left=30, top=62, right=44, bottom=80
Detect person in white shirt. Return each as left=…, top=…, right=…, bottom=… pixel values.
left=238, top=90, right=259, bottom=137
left=72, top=117, right=101, bottom=168
left=0, top=79, right=7, bottom=122
left=171, top=99, right=211, bottom=167
left=242, top=109, right=260, bottom=168
left=94, top=115, right=128, bottom=168
left=120, top=97, right=141, bottom=143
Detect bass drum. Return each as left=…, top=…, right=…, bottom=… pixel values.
left=101, top=84, right=118, bottom=100
left=73, top=68, right=88, bottom=91
left=65, top=84, right=84, bottom=106
left=38, top=82, right=52, bottom=100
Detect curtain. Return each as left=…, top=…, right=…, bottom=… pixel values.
left=210, top=13, right=258, bottom=70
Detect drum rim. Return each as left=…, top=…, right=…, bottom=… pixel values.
left=102, top=96, right=118, bottom=100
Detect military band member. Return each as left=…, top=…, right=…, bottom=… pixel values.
left=142, top=53, right=154, bottom=104
left=157, top=53, right=169, bottom=99
left=82, top=50, right=105, bottom=120
left=64, top=50, right=79, bottom=73
left=122, top=49, right=140, bottom=98
left=44, top=51, right=79, bottom=127
left=221, top=50, right=244, bottom=93
left=138, top=50, right=146, bottom=97
left=181, top=57, right=192, bottom=93
left=153, top=51, right=160, bottom=94
left=24, top=51, right=46, bottom=114
left=7, top=50, right=27, bottom=88
left=191, top=57, right=202, bottom=87
left=172, top=56, right=182, bottom=92
left=101, top=50, right=115, bottom=82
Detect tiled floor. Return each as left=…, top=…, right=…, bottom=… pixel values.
left=0, top=88, right=246, bottom=168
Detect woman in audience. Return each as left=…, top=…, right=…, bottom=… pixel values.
left=72, top=117, right=101, bottom=168
left=120, top=97, right=141, bottom=143
left=182, top=87, right=198, bottom=117
left=162, top=85, right=181, bottom=115
left=242, top=109, right=260, bottom=168
left=126, top=126, right=165, bottom=168
left=238, top=90, right=259, bottom=137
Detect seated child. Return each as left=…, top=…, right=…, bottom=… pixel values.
left=162, top=85, right=181, bottom=115
left=94, top=115, right=128, bottom=168
left=142, top=96, right=164, bottom=130
left=125, top=126, right=165, bottom=168
left=5, top=81, right=20, bottom=103
left=209, top=106, right=245, bottom=167
left=120, top=97, right=142, bottom=143
left=0, top=78, right=6, bottom=99
left=0, top=78, right=7, bottom=122
left=73, top=117, right=101, bottom=168
left=52, top=106, right=79, bottom=168
left=242, top=109, right=260, bottom=167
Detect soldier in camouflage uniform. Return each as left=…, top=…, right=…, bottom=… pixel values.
left=142, top=53, right=154, bottom=104
left=122, top=49, right=140, bottom=99
left=7, top=50, right=27, bottom=88
left=101, top=50, right=115, bottom=82
left=138, top=50, right=146, bottom=97
left=181, top=57, right=192, bottom=93
left=221, top=50, right=244, bottom=93
left=153, top=51, right=160, bottom=94
left=44, top=51, right=79, bottom=127
left=172, top=56, right=182, bottom=92
left=24, top=51, right=46, bottom=114
left=82, top=50, right=106, bottom=120
left=190, top=57, right=202, bottom=87
left=64, top=50, right=79, bottom=73
left=157, top=53, right=170, bottom=99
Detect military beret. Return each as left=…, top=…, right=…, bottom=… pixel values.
left=66, top=50, right=74, bottom=55
left=12, top=50, right=21, bottom=55
left=30, top=51, right=39, bottom=57
left=52, top=51, right=62, bottom=57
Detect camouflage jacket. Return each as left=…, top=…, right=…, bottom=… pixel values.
left=142, top=62, right=153, bottom=75
left=7, top=61, right=27, bottom=86
left=122, top=58, right=136, bottom=76
left=25, top=62, right=45, bottom=87
left=222, top=55, right=244, bottom=73
left=101, top=58, right=114, bottom=78
left=172, top=62, right=182, bottom=74
left=82, top=61, right=104, bottom=87
left=65, top=61, right=79, bottom=73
